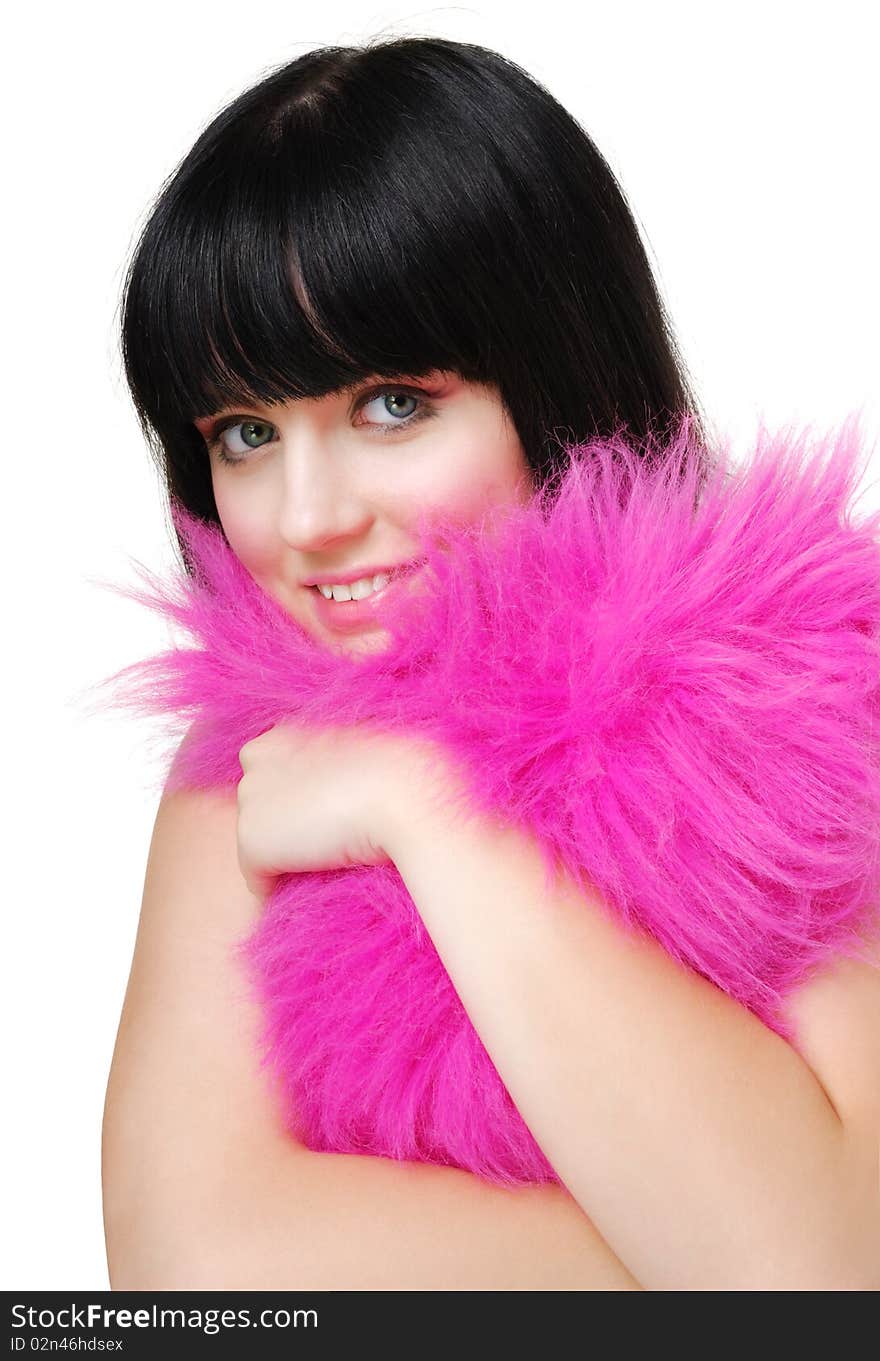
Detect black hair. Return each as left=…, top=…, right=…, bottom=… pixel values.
left=120, top=35, right=709, bottom=568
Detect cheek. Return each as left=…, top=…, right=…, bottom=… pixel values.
left=212, top=485, right=278, bottom=576
left=405, top=431, right=529, bottom=525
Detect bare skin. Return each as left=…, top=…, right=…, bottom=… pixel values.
left=102, top=785, right=643, bottom=1289
left=104, top=374, right=645, bottom=1288
left=106, top=374, right=879, bottom=1287
left=194, top=369, right=535, bottom=659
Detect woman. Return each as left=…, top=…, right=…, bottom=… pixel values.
left=101, top=36, right=880, bottom=1289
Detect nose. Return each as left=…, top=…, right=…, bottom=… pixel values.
left=276, top=432, right=373, bottom=552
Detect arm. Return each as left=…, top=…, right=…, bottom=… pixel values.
left=381, top=751, right=880, bottom=1292
left=102, top=785, right=642, bottom=1290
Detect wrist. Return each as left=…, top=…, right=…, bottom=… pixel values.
left=372, top=735, right=464, bottom=862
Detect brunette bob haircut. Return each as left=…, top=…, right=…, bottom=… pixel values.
left=120, top=35, right=708, bottom=568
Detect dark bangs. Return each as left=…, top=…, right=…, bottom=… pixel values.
left=122, top=72, right=501, bottom=426
left=121, top=37, right=708, bottom=551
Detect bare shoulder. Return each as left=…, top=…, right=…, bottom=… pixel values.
left=145, top=711, right=256, bottom=925
left=116, top=767, right=294, bottom=1155
left=780, top=918, right=880, bottom=1139
left=104, top=768, right=311, bottom=1286
left=145, top=778, right=250, bottom=919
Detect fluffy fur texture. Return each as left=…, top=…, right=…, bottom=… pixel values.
left=97, top=417, right=880, bottom=1186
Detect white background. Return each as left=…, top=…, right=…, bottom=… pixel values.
left=3, top=0, right=877, bottom=1289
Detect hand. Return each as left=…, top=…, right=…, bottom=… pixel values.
left=235, top=719, right=416, bottom=898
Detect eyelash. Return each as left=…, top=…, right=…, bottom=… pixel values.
left=203, top=384, right=438, bottom=465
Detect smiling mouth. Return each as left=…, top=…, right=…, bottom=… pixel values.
left=311, top=560, right=424, bottom=599
left=311, top=578, right=391, bottom=603
left=311, top=583, right=392, bottom=605
left=306, top=560, right=426, bottom=630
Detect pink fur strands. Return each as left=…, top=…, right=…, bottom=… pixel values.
left=94, top=416, right=880, bottom=1186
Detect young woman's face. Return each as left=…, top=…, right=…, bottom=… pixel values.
left=196, top=370, right=534, bottom=655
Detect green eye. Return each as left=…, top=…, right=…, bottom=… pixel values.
left=362, top=391, right=419, bottom=423
left=205, top=384, right=438, bottom=467
left=358, top=387, right=437, bottom=434
left=239, top=421, right=273, bottom=447
left=209, top=419, right=278, bottom=464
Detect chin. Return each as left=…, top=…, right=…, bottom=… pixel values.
left=295, top=618, right=391, bottom=658
left=331, top=628, right=393, bottom=658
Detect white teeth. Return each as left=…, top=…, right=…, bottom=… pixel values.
left=317, top=571, right=392, bottom=602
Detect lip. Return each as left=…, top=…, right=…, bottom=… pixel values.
left=306, top=561, right=423, bottom=633
left=304, top=563, right=411, bottom=587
